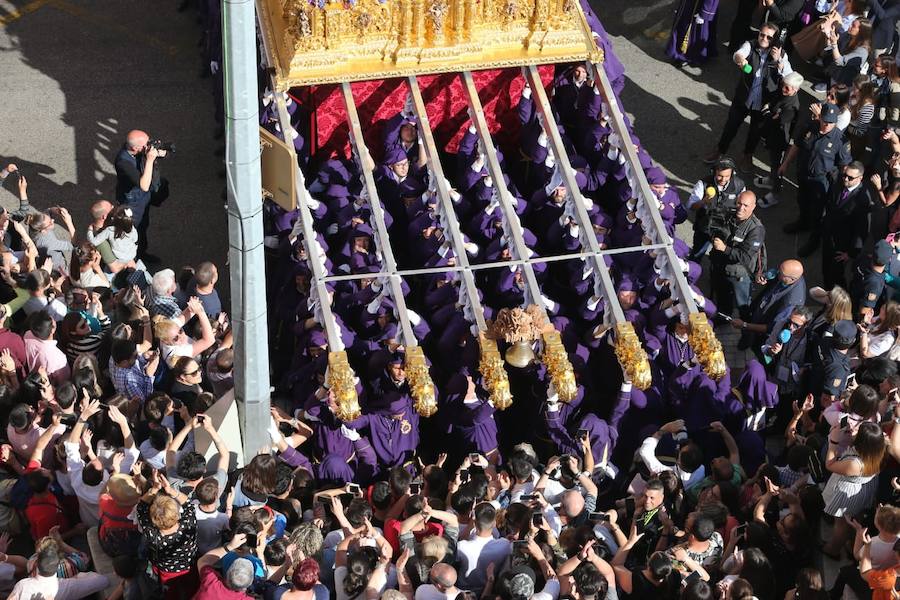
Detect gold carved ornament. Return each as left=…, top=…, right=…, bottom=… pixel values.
left=263, top=0, right=600, bottom=87
left=404, top=345, right=438, bottom=417
left=613, top=323, right=652, bottom=390
left=540, top=331, right=577, bottom=402
left=327, top=351, right=362, bottom=421
left=687, top=313, right=727, bottom=381
left=478, top=336, right=513, bottom=410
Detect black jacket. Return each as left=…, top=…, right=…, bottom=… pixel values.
left=821, top=184, right=872, bottom=255
left=869, top=0, right=900, bottom=50
left=764, top=93, right=801, bottom=151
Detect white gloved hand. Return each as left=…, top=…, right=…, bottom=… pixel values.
left=537, top=131, right=548, bottom=148
left=340, top=425, right=361, bottom=441
left=267, top=418, right=283, bottom=444
left=307, top=197, right=321, bottom=211
left=545, top=154, right=555, bottom=169
left=210, top=61, right=220, bottom=75
left=471, top=154, right=485, bottom=172
left=694, top=14, right=704, bottom=24
left=366, top=298, right=381, bottom=314
left=326, top=223, right=339, bottom=236
left=522, top=85, right=532, bottom=99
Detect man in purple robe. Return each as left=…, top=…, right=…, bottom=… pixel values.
left=665, top=0, right=720, bottom=66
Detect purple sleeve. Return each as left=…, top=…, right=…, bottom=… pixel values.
left=457, top=129, right=478, bottom=160
left=609, top=387, right=633, bottom=429
left=700, top=0, right=718, bottom=18
left=517, top=93, right=535, bottom=125
left=279, top=445, right=313, bottom=471
left=382, top=113, right=405, bottom=153
left=545, top=409, right=579, bottom=456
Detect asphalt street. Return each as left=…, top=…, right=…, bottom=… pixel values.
left=0, top=0, right=227, bottom=292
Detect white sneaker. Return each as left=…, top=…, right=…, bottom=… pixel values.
left=758, top=192, right=780, bottom=208
left=753, top=175, right=774, bottom=190
left=812, top=82, right=828, bottom=93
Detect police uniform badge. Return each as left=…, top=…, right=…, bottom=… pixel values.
left=400, top=419, right=412, bottom=435
left=868, top=293, right=877, bottom=301
left=833, top=378, right=843, bottom=388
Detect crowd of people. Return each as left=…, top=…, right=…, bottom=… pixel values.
left=0, top=0, right=899, bottom=600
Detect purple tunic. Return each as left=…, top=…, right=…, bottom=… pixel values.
left=665, top=0, right=720, bottom=64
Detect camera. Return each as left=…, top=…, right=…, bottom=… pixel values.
left=147, top=139, right=176, bottom=154
left=705, top=204, right=735, bottom=241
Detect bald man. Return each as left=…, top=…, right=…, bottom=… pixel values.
left=733, top=258, right=806, bottom=359
left=416, top=563, right=462, bottom=600
left=113, top=129, right=160, bottom=262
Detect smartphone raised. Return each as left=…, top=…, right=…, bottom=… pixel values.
left=532, top=511, right=542, bottom=527
left=409, top=482, right=422, bottom=495
left=625, top=497, right=636, bottom=517
left=588, top=511, right=609, bottom=522
left=459, top=469, right=470, bottom=483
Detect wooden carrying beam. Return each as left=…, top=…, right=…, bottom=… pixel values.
left=340, top=82, right=420, bottom=348
left=405, top=75, right=488, bottom=332
left=586, top=62, right=698, bottom=318
left=459, top=70, right=547, bottom=317
left=522, top=65, right=625, bottom=323
left=271, top=81, right=347, bottom=350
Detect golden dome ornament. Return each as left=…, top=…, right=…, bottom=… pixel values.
left=505, top=339, right=536, bottom=368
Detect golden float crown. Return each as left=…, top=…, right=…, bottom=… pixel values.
left=259, top=0, right=603, bottom=88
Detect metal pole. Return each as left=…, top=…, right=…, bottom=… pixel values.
left=223, top=0, right=271, bottom=460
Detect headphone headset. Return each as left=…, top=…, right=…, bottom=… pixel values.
left=711, top=157, right=736, bottom=175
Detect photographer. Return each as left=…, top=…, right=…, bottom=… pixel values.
left=704, top=23, right=792, bottom=173
left=710, top=191, right=766, bottom=321
left=114, top=130, right=169, bottom=263
left=687, top=157, right=746, bottom=260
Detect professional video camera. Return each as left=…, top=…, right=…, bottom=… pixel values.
left=147, top=139, right=176, bottom=154
left=705, top=203, right=735, bottom=242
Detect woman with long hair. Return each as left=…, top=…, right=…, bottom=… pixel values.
left=857, top=301, right=900, bottom=359
left=848, top=76, right=879, bottom=155
left=822, top=18, right=872, bottom=88
left=87, top=204, right=139, bottom=272
left=821, top=422, right=887, bottom=558
left=69, top=241, right=109, bottom=290
left=612, top=548, right=682, bottom=600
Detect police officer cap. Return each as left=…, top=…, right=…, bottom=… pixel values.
left=820, top=103, right=840, bottom=124
left=874, top=239, right=893, bottom=266
left=833, top=319, right=857, bottom=346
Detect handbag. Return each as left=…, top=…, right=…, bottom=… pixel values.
left=791, top=17, right=828, bottom=61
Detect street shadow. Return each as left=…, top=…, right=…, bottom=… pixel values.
left=1, top=0, right=227, bottom=292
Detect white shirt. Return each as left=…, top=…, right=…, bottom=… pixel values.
left=457, top=534, right=512, bottom=592
left=63, top=440, right=107, bottom=527
left=638, top=436, right=706, bottom=490
left=734, top=41, right=794, bottom=76
left=8, top=572, right=109, bottom=600
left=415, top=584, right=462, bottom=600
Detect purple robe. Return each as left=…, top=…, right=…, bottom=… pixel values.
left=665, top=0, right=720, bottom=64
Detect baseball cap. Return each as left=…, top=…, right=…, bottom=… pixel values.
left=504, top=565, right=536, bottom=600
left=820, top=102, right=839, bottom=124
left=225, top=557, right=255, bottom=591
left=875, top=239, right=892, bottom=266
left=834, top=319, right=857, bottom=346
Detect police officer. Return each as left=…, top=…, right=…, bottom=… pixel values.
left=687, top=157, right=746, bottom=260
left=809, top=319, right=855, bottom=408
left=710, top=190, right=766, bottom=320
left=850, top=239, right=891, bottom=322
left=778, top=102, right=851, bottom=237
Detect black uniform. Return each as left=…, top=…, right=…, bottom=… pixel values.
left=762, top=92, right=800, bottom=193
left=850, top=262, right=887, bottom=316
left=790, top=121, right=852, bottom=233
left=710, top=213, right=766, bottom=319
left=810, top=340, right=852, bottom=402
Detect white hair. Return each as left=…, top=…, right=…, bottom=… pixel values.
left=151, top=269, right=176, bottom=296
left=783, top=72, right=804, bottom=90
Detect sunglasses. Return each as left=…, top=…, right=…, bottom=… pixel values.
left=183, top=369, right=201, bottom=377
left=843, top=174, right=861, bottom=180
left=759, top=33, right=774, bottom=39
left=787, top=320, right=804, bottom=329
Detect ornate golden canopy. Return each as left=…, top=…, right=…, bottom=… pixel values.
left=259, top=0, right=602, bottom=88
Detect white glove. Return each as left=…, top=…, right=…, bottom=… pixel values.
left=464, top=242, right=479, bottom=256
left=402, top=94, right=416, bottom=121
left=408, top=310, right=422, bottom=326
left=468, top=123, right=477, bottom=134
left=366, top=298, right=381, bottom=314
left=694, top=14, right=704, bottom=24
left=544, top=154, right=555, bottom=169
left=449, top=188, right=462, bottom=203
left=484, top=175, right=493, bottom=188
left=307, top=197, right=321, bottom=211
left=471, top=154, right=485, bottom=172
left=538, top=131, right=548, bottom=148
left=522, top=85, right=532, bottom=99
left=210, top=61, right=220, bottom=75
left=340, top=425, right=361, bottom=441
left=568, top=223, right=580, bottom=239
left=267, top=418, right=283, bottom=444
left=326, top=223, right=339, bottom=236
